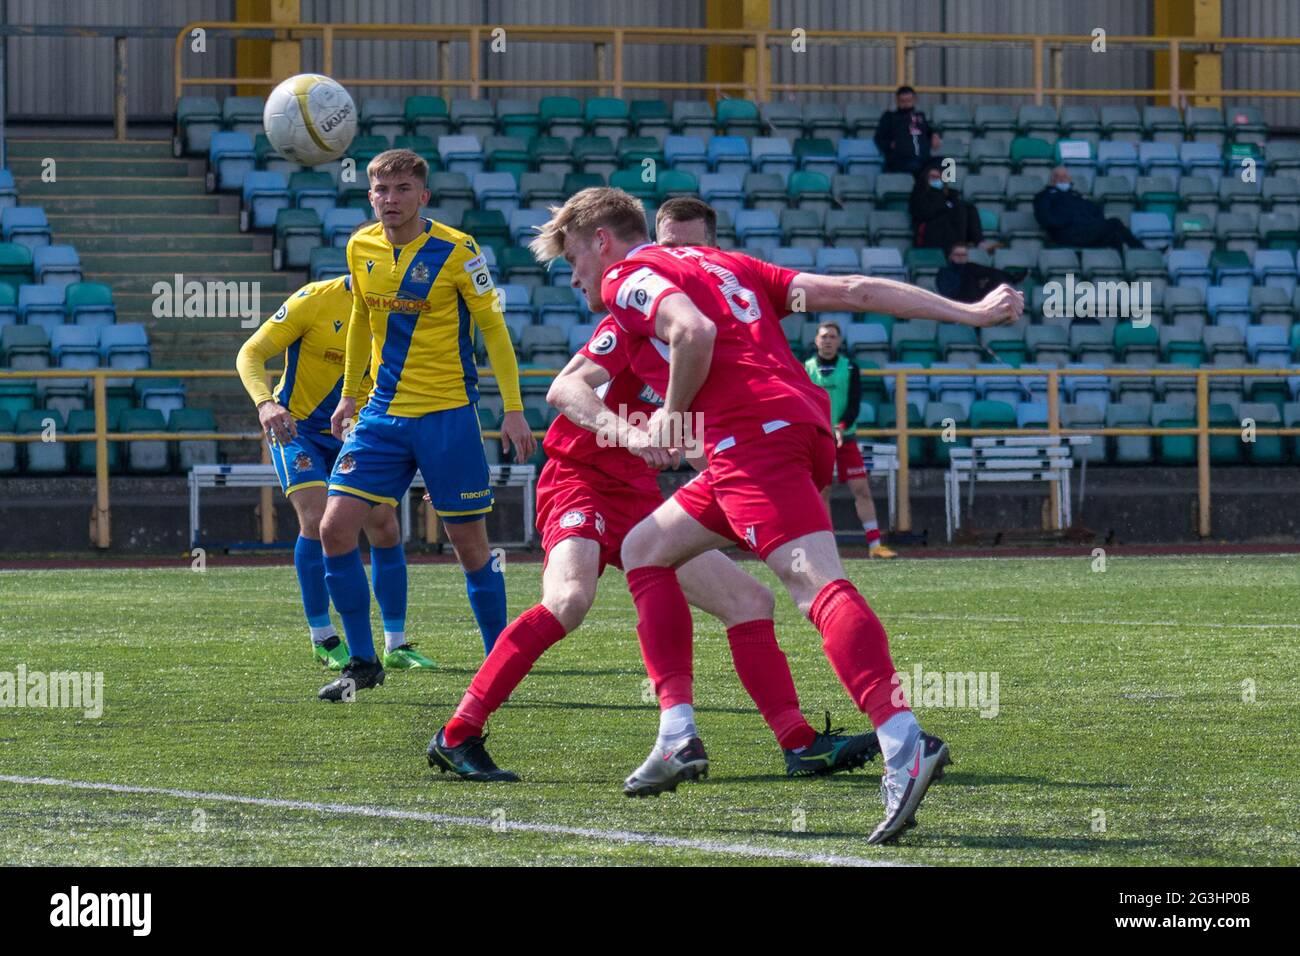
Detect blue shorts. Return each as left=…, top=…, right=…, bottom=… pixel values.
left=269, top=428, right=342, bottom=496
left=327, top=403, right=493, bottom=522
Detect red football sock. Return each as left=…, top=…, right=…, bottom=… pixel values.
left=808, top=579, right=909, bottom=728
left=864, top=525, right=882, bottom=547
left=444, top=604, right=568, bottom=747
left=626, top=565, right=693, bottom=708
left=726, top=619, right=815, bottom=750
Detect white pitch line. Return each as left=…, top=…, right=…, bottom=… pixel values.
left=0, top=774, right=904, bottom=868
left=888, top=612, right=1300, bottom=631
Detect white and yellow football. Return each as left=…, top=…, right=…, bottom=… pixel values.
left=262, top=73, right=357, bottom=166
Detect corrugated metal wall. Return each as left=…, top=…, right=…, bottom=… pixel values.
left=3, top=0, right=234, bottom=119
left=769, top=0, right=1153, bottom=108
left=1223, top=0, right=1300, bottom=129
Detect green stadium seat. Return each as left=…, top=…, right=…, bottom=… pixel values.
left=308, top=246, right=347, bottom=281
left=539, top=96, right=584, bottom=139
left=460, top=209, right=509, bottom=258
left=793, top=137, right=838, bottom=177
left=495, top=99, right=539, bottom=140
left=980, top=326, right=1028, bottom=366
left=1152, top=402, right=1197, bottom=465
left=1239, top=403, right=1285, bottom=463
left=891, top=321, right=938, bottom=365
left=1284, top=403, right=1300, bottom=462
left=1206, top=403, right=1241, bottom=464
left=617, top=136, right=663, bottom=168
left=66, top=407, right=118, bottom=474
left=1114, top=321, right=1159, bottom=363
left=528, top=136, right=574, bottom=177
left=655, top=169, right=698, bottom=201
left=0, top=242, right=34, bottom=294
left=609, top=168, right=656, bottom=200
left=176, top=95, right=224, bottom=154
left=168, top=407, right=218, bottom=470
left=360, top=97, right=405, bottom=140
left=482, top=135, right=529, bottom=180
left=925, top=401, right=969, bottom=466
left=1010, top=136, right=1055, bottom=173
left=905, top=247, right=947, bottom=284
left=404, top=95, right=449, bottom=139
left=0, top=407, right=15, bottom=473
left=16, top=408, right=66, bottom=473
left=346, top=135, right=390, bottom=169
left=716, top=99, right=760, bottom=138
left=630, top=99, right=672, bottom=139
left=584, top=97, right=631, bottom=138
left=571, top=135, right=618, bottom=178
left=562, top=172, right=605, bottom=195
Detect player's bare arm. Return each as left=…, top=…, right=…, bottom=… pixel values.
left=548, top=352, right=677, bottom=470
left=790, top=273, right=1023, bottom=328
left=651, top=291, right=716, bottom=449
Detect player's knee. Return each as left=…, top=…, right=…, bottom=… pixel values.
left=620, top=521, right=658, bottom=570
left=734, top=581, right=776, bottom=623
left=365, top=508, right=400, bottom=548
left=543, top=581, right=594, bottom=632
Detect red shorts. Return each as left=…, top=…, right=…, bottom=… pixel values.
left=673, top=422, right=835, bottom=560
left=536, top=458, right=663, bottom=573
left=834, top=437, right=869, bottom=483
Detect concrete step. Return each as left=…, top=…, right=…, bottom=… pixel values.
left=59, top=233, right=268, bottom=253
left=79, top=252, right=273, bottom=273
left=6, top=139, right=175, bottom=159
left=89, top=273, right=301, bottom=297
left=16, top=176, right=208, bottom=196
left=37, top=196, right=226, bottom=215
left=46, top=214, right=244, bottom=235
left=8, top=158, right=194, bottom=178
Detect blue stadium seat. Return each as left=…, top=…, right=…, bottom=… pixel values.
left=208, top=131, right=256, bottom=192
left=1246, top=325, right=1291, bottom=366
left=1129, top=211, right=1173, bottom=250
left=664, top=134, right=709, bottom=177
left=176, top=96, right=223, bottom=155
left=32, top=245, right=81, bottom=290
left=99, top=323, right=150, bottom=370
left=438, top=135, right=486, bottom=175
left=1254, top=249, right=1298, bottom=295
left=321, top=207, right=366, bottom=247
left=221, top=96, right=265, bottom=138
left=240, top=171, right=290, bottom=230
left=837, top=138, right=881, bottom=176
left=860, top=247, right=908, bottom=282
left=733, top=209, right=781, bottom=253
left=472, top=171, right=520, bottom=215
left=360, top=97, right=405, bottom=140
left=566, top=322, right=597, bottom=354
left=1180, top=142, right=1223, bottom=185
left=699, top=172, right=745, bottom=219
left=51, top=325, right=99, bottom=370
left=0, top=169, right=16, bottom=210
left=1097, top=141, right=1139, bottom=185
left=1, top=206, right=51, bottom=251
left=1167, top=249, right=1211, bottom=293
left=706, top=136, right=751, bottom=176
left=750, top=137, right=795, bottom=176
left=496, top=283, right=534, bottom=327
left=1139, top=141, right=1182, bottom=181
left=18, top=284, right=65, bottom=335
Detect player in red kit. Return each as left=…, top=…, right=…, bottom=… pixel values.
left=532, top=187, right=1022, bottom=843
left=424, top=312, right=880, bottom=787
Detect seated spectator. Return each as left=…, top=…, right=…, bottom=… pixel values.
left=1033, top=166, right=1142, bottom=252
left=936, top=243, right=1020, bottom=303
left=910, top=163, right=982, bottom=251
left=873, top=85, right=942, bottom=175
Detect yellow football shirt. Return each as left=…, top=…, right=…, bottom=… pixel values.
left=236, top=275, right=371, bottom=434
left=342, top=218, right=522, bottom=418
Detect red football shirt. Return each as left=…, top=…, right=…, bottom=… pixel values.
left=600, top=244, right=831, bottom=457
left=540, top=315, right=663, bottom=492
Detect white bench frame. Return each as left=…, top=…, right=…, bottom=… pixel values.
left=188, top=464, right=537, bottom=549
left=854, top=440, right=899, bottom=529
left=943, top=436, right=1092, bottom=541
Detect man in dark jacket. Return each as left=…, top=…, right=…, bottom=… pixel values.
left=1033, top=166, right=1143, bottom=251
left=873, top=86, right=942, bottom=175
left=910, top=162, right=983, bottom=250
left=936, top=244, right=1020, bottom=303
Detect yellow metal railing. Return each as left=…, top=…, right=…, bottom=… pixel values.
left=174, top=22, right=1300, bottom=106
left=2, top=365, right=1297, bottom=548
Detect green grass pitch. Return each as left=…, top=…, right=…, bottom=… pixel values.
left=0, top=554, right=1296, bottom=866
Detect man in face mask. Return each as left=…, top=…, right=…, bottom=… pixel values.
left=874, top=85, right=942, bottom=175
left=1033, top=165, right=1144, bottom=252
left=909, top=162, right=983, bottom=251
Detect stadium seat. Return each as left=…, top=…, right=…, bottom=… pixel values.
left=750, top=137, right=796, bottom=176
left=31, top=245, right=81, bottom=291
left=117, top=408, right=169, bottom=474
left=308, top=246, right=347, bottom=281
left=1239, top=403, right=1284, bottom=463
left=404, top=95, right=449, bottom=139
left=630, top=99, right=672, bottom=141
left=664, top=135, right=709, bottom=177
left=472, top=171, right=521, bottom=215
left=3, top=324, right=50, bottom=370
left=672, top=101, right=715, bottom=135
left=1180, top=142, right=1223, bottom=184
left=1185, top=106, right=1226, bottom=146
left=1, top=207, right=51, bottom=252
left=360, top=97, right=405, bottom=140
left=932, top=103, right=974, bottom=137
left=176, top=95, right=222, bottom=154
left=837, top=138, right=882, bottom=176
left=1227, top=106, right=1268, bottom=146
left=438, top=134, right=486, bottom=175
left=321, top=207, right=366, bottom=248
left=17, top=284, right=66, bottom=336
left=778, top=210, right=822, bottom=252
left=814, top=246, right=859, bottom=276
left=970, top=138, right=1012, bottom=178
left=831, top=173, right=873, bottom=211
left=656, top=169, right=699, bottom=201
left=0, top=282, right=16, bottom=328
left=273, top=208, right=323, bottom=270
left=1106, top=403, right=1152, bottom=463
left=168, top=407, right=218, bottom=470
left=861, top=247, right=908, bottom=282
left=734, top=209, right=781, bottom=252
left=135, top=377, right=186, bottom=418
left=1129, top=211, right=1173, bottom=249
left=1246, top=326, right=1291, bottom=366
left=208, top=131, right=256, bottom=192
left=16, top=408, right=66, bottom=473
left=221, top=95, right=265, bottom=139
left=99, top=323, right=149, bottom=370
left=823, top=209, right=869, bottom=250
left=0, top=241, right=32, bottom=294
left=240, top=170, right=290, bottom=230
left=51, top=324, right=99, bottom=368
left=717, top=99, right=761, bottom=138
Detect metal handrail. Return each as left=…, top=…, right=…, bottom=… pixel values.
left=2, top=364, right=1296, bottom=547
left=173, top=22, right=1300, bottom=106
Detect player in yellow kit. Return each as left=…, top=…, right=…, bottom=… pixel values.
left=317, top=148, right=535, bottom=702
left=237, top=273, right=429, bottom=673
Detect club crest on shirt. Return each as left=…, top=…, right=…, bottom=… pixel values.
left=292, top=452, right=313, bottom=473
left=336, top=453, right=357, bottom=475
left=559, top=510, right=586, bottom=529
left=410, top=261, right=431, bottom=284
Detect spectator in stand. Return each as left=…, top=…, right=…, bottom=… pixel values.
left=936, top=243, right=1020, bottom=303
left=873, top=85, right=941, bottom=175
left=1033, top=166, right=1142, bottom=252
left=910, top=162, right=983, bottom=251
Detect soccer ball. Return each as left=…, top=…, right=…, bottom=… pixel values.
left=262, top=74, right=357, bottom=166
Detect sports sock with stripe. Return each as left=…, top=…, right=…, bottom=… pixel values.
left=369, top=543, right=408, bottom=652
left=294, top=535, right=334, bottom=643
